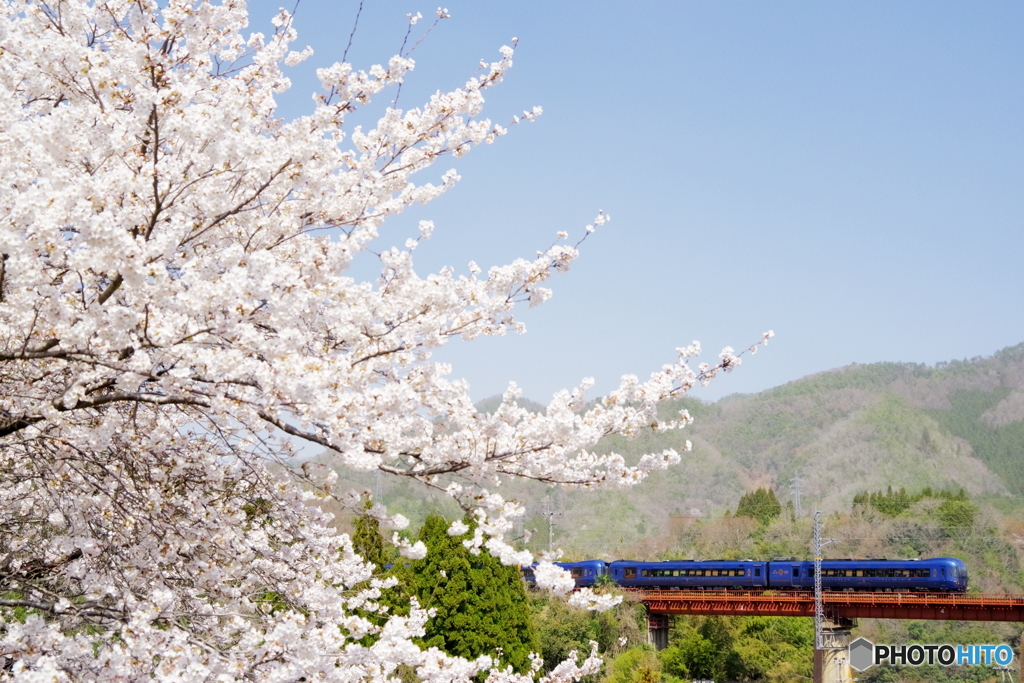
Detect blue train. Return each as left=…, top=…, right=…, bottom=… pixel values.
left=522, top=557, right=968, bottom=592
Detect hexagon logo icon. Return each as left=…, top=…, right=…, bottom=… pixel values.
left=849, top=637, right=875, bottom=671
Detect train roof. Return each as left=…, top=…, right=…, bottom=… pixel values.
left=609, top=559, right=761, bottom=565
left=597, top=557, right=965, bottom=566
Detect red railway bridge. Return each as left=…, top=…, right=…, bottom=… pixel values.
left=638, top=589, right=1024, bottom=622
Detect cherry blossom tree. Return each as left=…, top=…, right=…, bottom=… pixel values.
left=0, top=0, right=771, bottom=679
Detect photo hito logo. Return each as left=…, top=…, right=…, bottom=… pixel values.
left=849, top=637, right=1015, bottom=671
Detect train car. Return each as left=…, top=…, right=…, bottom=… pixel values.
left=768, top=557, right=968, bottom=592
left=525, top=557, right=968, bottom=593
left=608, top=560, right=768, bottom=590
left=521, top=560, right=609, bottom=587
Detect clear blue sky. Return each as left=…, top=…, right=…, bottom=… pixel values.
left=249, top=0, right=1024, bottom=403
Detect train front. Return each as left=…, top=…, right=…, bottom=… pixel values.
left=942, top=557, right=969, bottom=592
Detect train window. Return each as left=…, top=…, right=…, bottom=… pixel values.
left=624, top=568, right=637, bottom=579
left=754, top=567, right=761, bottom=577
left=808, top=567, right=814, bottom=577
left=793, top=568, right=800, bottom=578
left=856, top=570, right=863, bottom=577
left=641, top=569, right=652, bottom=577
left=571, top=569, right=584, bottom=578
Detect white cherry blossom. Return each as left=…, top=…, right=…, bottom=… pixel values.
left=0, top=0, right=771, bottom=680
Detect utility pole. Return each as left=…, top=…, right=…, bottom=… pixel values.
left=541, top=500, right=561, bottom=554
left=791, top=475, right=802, bottom=518
left=813, top=510, right=824, bottom=648
left=812, top=511, right=855, bottom=683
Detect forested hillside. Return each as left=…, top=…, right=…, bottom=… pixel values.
left=323, top=342, right=1024, bottom=559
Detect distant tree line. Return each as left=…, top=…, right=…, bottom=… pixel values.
left=852, top=486, right=978, bottom=529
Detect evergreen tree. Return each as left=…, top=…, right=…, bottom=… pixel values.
left=411, top=514, right=537, bottom=673
left=348, top=498, right=413, bottom=646
left=735, top=488, right=782, bottom=526
left=352, top=498, right=390, bottom=570
left=854, top=486, right=971, bottom=518
left=936, top=499, right=978, bottom=532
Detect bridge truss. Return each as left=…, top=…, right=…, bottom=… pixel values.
left=639, top=590, right=1024, bottom=622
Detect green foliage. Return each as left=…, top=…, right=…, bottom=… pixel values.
left=852, top=486, right=970, bottom=517
left=735, top=487, right=782, bottom=526
left=605, top=647, right=661, bottom=683
left=351, top=498, right=391, bottom=569
left=410, top=514, right=536, bottom=674
left=857, top=664, right=1002, bottom=682
left=532, top=598, right=597, bottom=673
left=342, top=499, right=412, bottom=647
left=531, top=591, right=645, bottom=676
left=664, top=616, right=738, bottom=681
left=661, top=615, right=813, bottom=682
left=935, top=499, right=978, bottom=530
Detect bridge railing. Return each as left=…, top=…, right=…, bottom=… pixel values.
left=635, top=590, right=1024, bottom=622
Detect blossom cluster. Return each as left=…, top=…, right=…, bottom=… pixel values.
left=0, top=0, right=768, bottom=679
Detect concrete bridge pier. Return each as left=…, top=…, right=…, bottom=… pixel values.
left=813, top=617, right=857, bottom=683
left=646, top=612, right=669, bottom=650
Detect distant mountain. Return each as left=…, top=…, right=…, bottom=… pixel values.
left=323, top=343, right=1024, bottom=557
